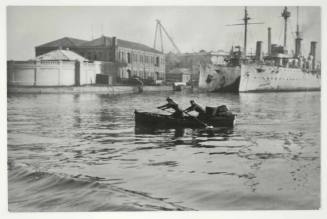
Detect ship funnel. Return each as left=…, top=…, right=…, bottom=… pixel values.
left=310, top=41, right=317, bottom=70
left=256, top=41, right=263, bottom=61
left=268, top=27, right=271, bottom=56
left=295, top=38, right=302, bottom=57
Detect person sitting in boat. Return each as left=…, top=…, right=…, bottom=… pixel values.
left=157, top=97, right=184, bottom=118
left=184, top=100, right=206, bottom=117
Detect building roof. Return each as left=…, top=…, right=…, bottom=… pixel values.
left=36, top=49, right=88, bottom=61
left=117, top=38, right=162, bottom=54
left=81, top=36, right=162, bottom=54
left=36, top=35, right=162, bottom=54
left=36, top=37, right=88, bottom=48
left=80, top=36, right=113, bottom=47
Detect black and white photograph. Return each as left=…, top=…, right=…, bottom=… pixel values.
left=2, top=0, right=326, bottom=217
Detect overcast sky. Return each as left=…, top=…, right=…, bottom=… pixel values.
left=7, top=6, right=321, bottom=60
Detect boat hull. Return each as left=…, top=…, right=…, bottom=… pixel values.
left=198, top=65, right=241, bottom=92
left=239, top=64, right=321, bottom=92
left=135, top=111, right=236, bottom=128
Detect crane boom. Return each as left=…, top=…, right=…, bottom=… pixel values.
left=153, top=19, right=181, bottom=54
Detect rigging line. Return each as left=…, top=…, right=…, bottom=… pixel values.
left=278, top=22, right=283, bottom=44
left=289, top=18, right=296, bottom=39
left=249, top=30, right=254, bottom=55
left=290, top=22, right=296, bottom=51
left=159, top=23, right=164, bottom=53
left=153, top=22, right=158, bottom=49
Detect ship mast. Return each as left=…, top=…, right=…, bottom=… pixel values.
left=281, top=7, right=291, bottom=49
left=296, top=7, right=300, bottom=38
left=294, top=6, right=303, bottom=57
left=243, top=7, right=250, bottom=58
left=226, top=7, right=263, bottom=58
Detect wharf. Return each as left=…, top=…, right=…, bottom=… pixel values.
left=7, top=85, right=172, bottom=94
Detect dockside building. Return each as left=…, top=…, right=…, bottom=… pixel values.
left=35, top=36, right=165, bottom=84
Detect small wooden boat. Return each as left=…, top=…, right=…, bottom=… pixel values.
left=134, top=110, right=236, bottom=128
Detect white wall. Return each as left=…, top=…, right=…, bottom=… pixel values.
left=79, top=62, right=97, bottom=85
left=8, top=60, right=99, bottom=86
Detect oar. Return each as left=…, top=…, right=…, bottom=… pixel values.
left=159, top=108, right=213, bottom=129
left=159, top=108, right=174, bottom=114
left=183, top=111, right=213, bottom=129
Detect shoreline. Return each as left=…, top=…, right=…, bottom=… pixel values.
left=7, top=85, right=172, bottom=95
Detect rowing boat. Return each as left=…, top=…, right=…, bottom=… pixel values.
left=134, top=110, right=236, bottom=128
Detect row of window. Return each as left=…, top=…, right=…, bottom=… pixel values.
left=119, top=51, right=163, bottom=66
left=121, top=69, right=164, bottom=80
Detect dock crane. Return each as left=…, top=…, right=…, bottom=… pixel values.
left=153, top=19, right=181, bottom=54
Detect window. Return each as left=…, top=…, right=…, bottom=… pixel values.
left=127, top=53, right=131, bottom=64
left=156, top=57, right=160, bottom=66
left=121, top=52, right=125, bottom=62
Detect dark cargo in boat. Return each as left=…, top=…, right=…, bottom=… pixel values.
left=205, top=107, right=217, bottom=116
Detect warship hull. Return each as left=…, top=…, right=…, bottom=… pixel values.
left=239, top=64, right=321, bottom=92
left=198, top=65, right=241, bottom=92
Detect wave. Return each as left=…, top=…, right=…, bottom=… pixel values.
left=8, top=160, right=191, bottom=212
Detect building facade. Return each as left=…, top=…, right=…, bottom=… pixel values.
left=8, top=49, right=100, bottom=86
left=35, top=36, right=165, bottom=84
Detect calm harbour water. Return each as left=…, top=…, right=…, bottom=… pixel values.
left=7, top=91, right=320, bottom=211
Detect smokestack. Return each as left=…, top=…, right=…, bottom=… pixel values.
left=255, top=41, right=263, bottom=61
left=268, top=27, right=271, bottom=56
left=310, top=41, right=317, bottom=70
left=295, top=38, right=302, bottom=57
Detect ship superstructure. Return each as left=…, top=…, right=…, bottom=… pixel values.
left=198, top=7, right=261, bottom=92
left=239, top=7, right=320, bottom=92
left=198, top=6, right=321, bottom=92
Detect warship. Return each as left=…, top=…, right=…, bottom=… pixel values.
left=199, top=6, right=321, bottom=92
left=198, top=46, right=242, bottom=92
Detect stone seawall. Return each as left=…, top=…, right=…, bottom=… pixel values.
left=7, top=85, right=172, bottom=94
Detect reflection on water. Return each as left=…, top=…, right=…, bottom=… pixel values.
left=7, top=91, right=320, bottom=211
left=135, top=126, right=234, bottom=138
